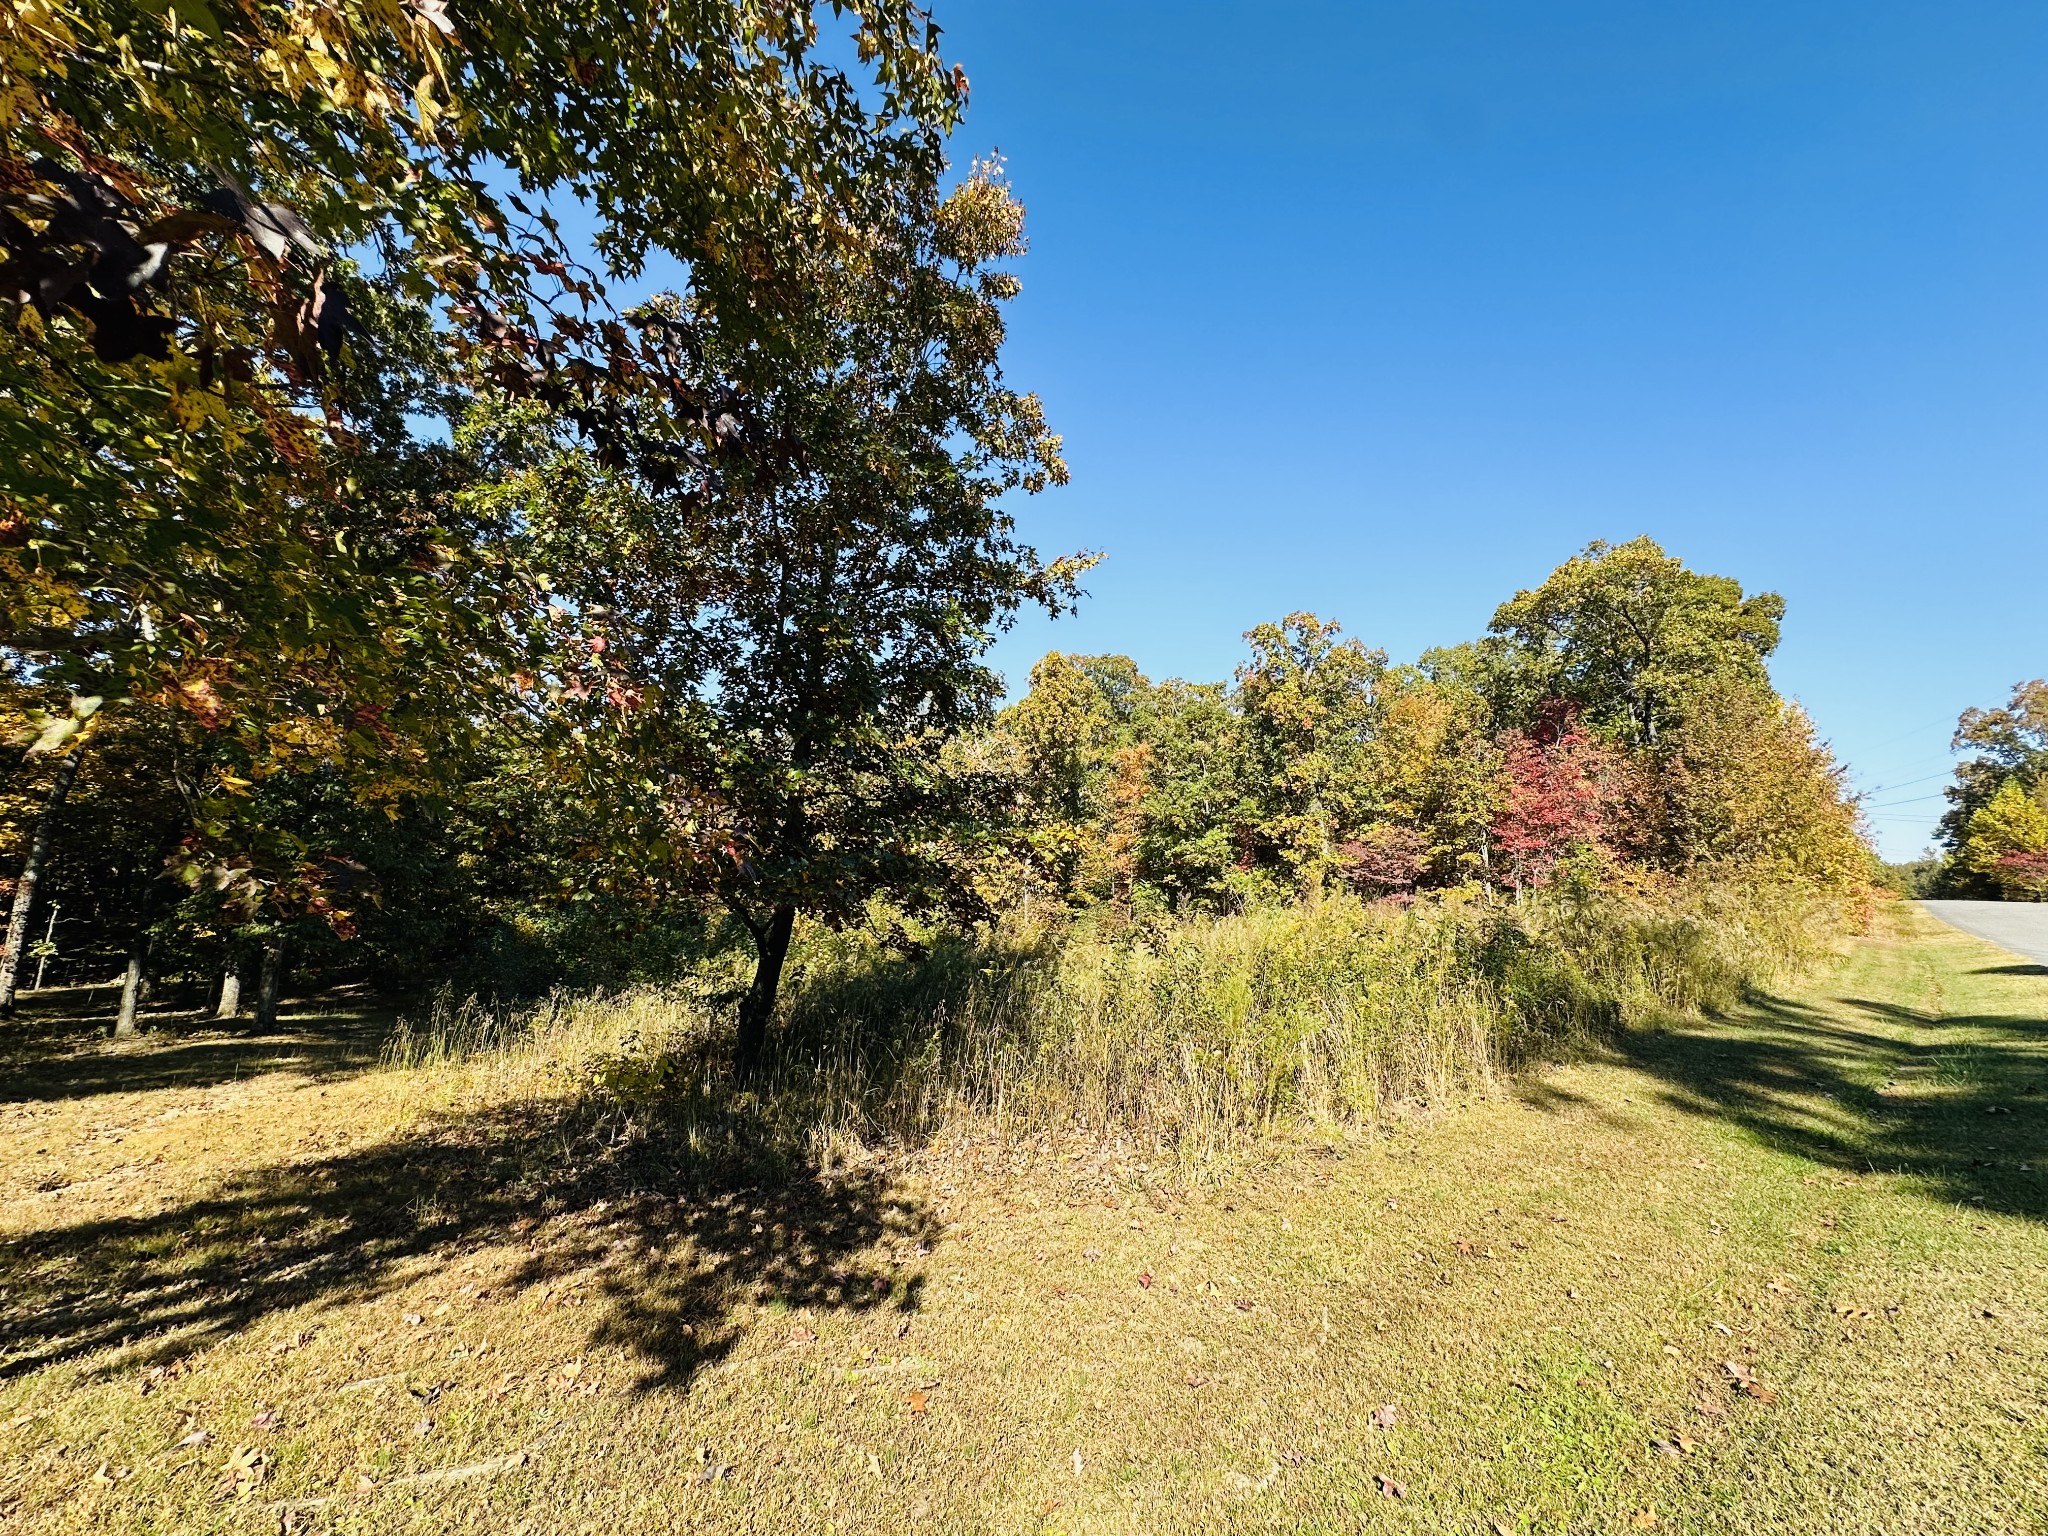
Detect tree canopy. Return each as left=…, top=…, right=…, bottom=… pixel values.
left=1, top=0, right=980, bottom=951
left=1481, top=536, right=1785, bottom=747
left=984, top=543, right=1864, bottom=921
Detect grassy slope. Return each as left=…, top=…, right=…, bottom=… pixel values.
left=0, top=906, right=2041, bottom=1534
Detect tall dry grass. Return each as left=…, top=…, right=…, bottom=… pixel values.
left=383, top=880, right=1857, bottom=1168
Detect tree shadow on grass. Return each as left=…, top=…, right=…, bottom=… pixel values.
left=1, top=990, right=394, bottom=1103
left=0, top=1085, right=933, bottom=1393
left=1583, top=986, right=2048, bottom=1223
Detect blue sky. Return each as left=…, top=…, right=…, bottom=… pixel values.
left=917, top=1, right=2048, bottom=859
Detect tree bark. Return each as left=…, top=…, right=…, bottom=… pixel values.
left=217, top=961, right=242, bottom=1020
left=115, top=936, right=149, bottom=1039
left=0, top=748, right=83, bottom=1018
left=254, top=935, right=285, bottom=1030
left=733, top=903, right=797, bottom=1080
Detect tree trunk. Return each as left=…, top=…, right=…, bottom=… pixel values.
left=31, top=902, right=59, bottom=991
left=733, top=903, right=797, bottom=1080
left=216, top=961, right=242, bottom=1020
left=254, top=936, right=285, bottom=1030
left=0, top=749, right=83, bottom=1018
left=115, top=936, right=149, bottom=1039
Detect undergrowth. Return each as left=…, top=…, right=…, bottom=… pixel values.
left=385, top=880, right=1863, bottom=1172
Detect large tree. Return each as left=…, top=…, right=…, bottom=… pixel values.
left=1485, top=537, right=1785, bottom=747
left=479, top=164, right=1076, bottom=1073
left=1234, top=613, right=1388, bottom=895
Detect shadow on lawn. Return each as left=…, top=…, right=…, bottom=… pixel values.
left=0, top=989, right=393, bottom=1103
left=1581, top=983, right=2048, bottom=1223
left=0, top=1087, right=933, bottom=1392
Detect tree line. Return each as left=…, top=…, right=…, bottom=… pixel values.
left=990, top=537, right=1867, bottom=921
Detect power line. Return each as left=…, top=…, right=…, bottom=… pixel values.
left=1855, top=716, right=1961, bottom=756
left=1858, top=768, right=1954, bottom=795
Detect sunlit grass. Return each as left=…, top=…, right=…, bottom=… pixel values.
left=381, top=881, right=1855, bottom=1176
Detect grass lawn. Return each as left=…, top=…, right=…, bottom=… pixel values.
left=1, top=904, right=2042, bottom=1533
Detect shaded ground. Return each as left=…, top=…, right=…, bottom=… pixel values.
left=1921, top=897, right=2048, bottom=969
left=0, top=984, right=393, bottom=1102
left=0, top=905, right=2041, bottom=1533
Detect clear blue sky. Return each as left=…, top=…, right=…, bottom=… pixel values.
left=924, top=1, right=2048, bottom=860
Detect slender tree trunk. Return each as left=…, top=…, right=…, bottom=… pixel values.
left=0, top=749, right=83, bottom=1018
left=216, top=960, right=242, bottom=1020
left=254, top=936, right=285, bottom=1030
left=31, top=902, right=59, bottom=991
left=115, top=935, right=149, bottom=1039
left=734, top=903, right=797, bottom=1080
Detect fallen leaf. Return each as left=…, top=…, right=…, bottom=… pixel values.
left=1374, top=1473, right=1406, bottom=1498
left=176, top=1429, right=211, bottom=1449
left=1137, top=1271, right=1155, bottom=1290
left=1233, top=1297, right=1254, bottom=1313
left=248, top=1408, right=281, bottom=1433
left=1632, top=1511, right=1660, bottom=1529
left=906, top=1390, right=929, bottom=1415
left=215, top=1444, right=265, bottom=1500
left=402, top=1312, right=424, bottom=1327
left=789, top=1325, right=818, bottom=1345
left=1372, top=1403, right=1398, bottom=1430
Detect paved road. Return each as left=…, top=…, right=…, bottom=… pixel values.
left=1919, top=900, right=2048, bottom=968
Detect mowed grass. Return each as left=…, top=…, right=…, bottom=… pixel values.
left=0, top=906, right=2042, bottom=1534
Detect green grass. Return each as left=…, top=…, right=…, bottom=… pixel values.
left=0, top=903, right=2041, bottom=1533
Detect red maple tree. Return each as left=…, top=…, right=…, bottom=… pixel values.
left=1491, top=705, right=1615, bottom=890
